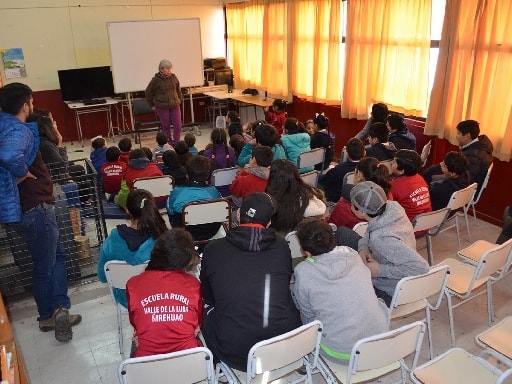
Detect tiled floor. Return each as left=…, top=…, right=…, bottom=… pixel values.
left=6, top=128, right=512, bottom=383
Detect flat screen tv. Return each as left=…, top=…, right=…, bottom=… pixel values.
left=57, top=66, right=115, bottom=102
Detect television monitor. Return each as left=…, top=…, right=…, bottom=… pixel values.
left=214, top=68, right=234, bottom=86
left=57, top=66, right=115, bottom=102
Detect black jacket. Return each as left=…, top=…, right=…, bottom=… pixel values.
left=365, top=142, right=397, bottom=161
left=462, top=135, right=493, bottom=187
left=318, top=160, right=358, bottom=202
left=428, top=171, right=471, bottom=211
left=200, top=225, right=301, bottom=370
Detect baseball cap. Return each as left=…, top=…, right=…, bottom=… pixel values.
left=350, top=181, right=387, bottom=215
left=240, top=192, right=276, bottom=225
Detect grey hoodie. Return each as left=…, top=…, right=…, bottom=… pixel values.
left=293, top=246, right=390, bottom=362
left=358, top=201, right=429, bottom=296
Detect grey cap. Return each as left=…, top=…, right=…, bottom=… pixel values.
left=350, top=181, right=387, bottom=215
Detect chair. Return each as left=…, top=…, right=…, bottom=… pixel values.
left=469, top=162, right=493, bottom=222
left=412, top=207, right=451, bottom=265
left=475, top=315, right=512, bottom=368
left=182, top=198, right=232, bottom=245
left=317, top=321, right=425, bottom=384
left=215, top=320, right=323, bottom=384
left=133, top=175, right=174, bottom=213
left=104, top=260, right=148, bottom=354
left=211, top=166, right=239, bottom=190
left=285, top=231, right=302, bottom=261
left=343, top=171, right=355, bottom=185
left=352, top=222, right=368, bottom=236
left=132, top=99, right=162, bottom=145
left=420, top=140, right=432, bottom=168
left=440, top=182, right=478, bottom=249
left=297, top=148, right=326, bottom=171
left=457, top=237, right=512, bottom=266
left=300, top=170, right=320, bottom=187
left=411, top=347, right=512, bottom=384
left=442, top=237, right=512, bottom=345
left=118, top=347, right=216, bottom=384
left=389, top=265, right=452, bottom=359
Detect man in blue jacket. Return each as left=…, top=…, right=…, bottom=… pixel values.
left=0, top=83, right=81, bottom=342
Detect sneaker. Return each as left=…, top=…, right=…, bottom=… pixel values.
left=38, top=312, right=82, bottom=332
left=54, top=307, right=73, bottom=342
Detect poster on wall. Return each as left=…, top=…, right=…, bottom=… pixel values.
left=1, top=48, right=27, bottom=79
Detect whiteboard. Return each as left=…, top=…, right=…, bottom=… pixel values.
left=107, top=19, right=203, bottom=93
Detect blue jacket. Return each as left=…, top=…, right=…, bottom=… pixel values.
left=0, top=112, right=40, bottom=223
left=90, top=147, right=107, bottom=176
left=167, top=184, right=222, bottom=215
left=281, top=133, right=314, bottom=173
left=97, top=226, right=156, bottom=308
left=237, top=143, right=286, bottom=167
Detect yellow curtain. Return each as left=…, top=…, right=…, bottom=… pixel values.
left=341, top=0, right=432, bottom=119
left=290, top=0, right=342, bottom=104
left=425, top=0, right=512, bottom=161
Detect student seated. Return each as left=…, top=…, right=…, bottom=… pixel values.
left=118, top=137, right=132, bottom=164
left=237, top=121, right=286, bottom=167
left=97, top=189, right=168, bottom=308
left=127, top=229, right=202, bottom=358
left=310, top=113, right=335, bottom=170
left=390, top=149, right=432, bottom=221
left=203, top=127, right=238, bottom=170
left=281, top=117, right=313, bottom=173
left=387, top=113, right=417, bottom=151
left=426, top=151, right=470, bottom=211
left=364, top=122, right=397, bottom=161
left=101, top=146, right=128, bottom=200
left=90, top=136, right=107, bottom=176
left=167, top=155, right=222, bottom=241
left=229, top=134, right=246, bottom=158
left=319, top=137, right=365, bottom=202
left=226, top=110, right=242, bottom=137
left=230, top=146, right=273, bottom=208
left=152, top=131, right=173, bottom=165
left=265, top=99, right=287, bottom=136
left=335, top=181, right=429, bottom=305
left=355, top=103, right=389, bottom=141
left=174, top=140, right=193, bottom=167
left=161, top=149, right=187, bottom=186
left=200, top=192, right=301, bottom=370
left=184, top=132, right=199, bottom=156
left=497, top=205, right=512, bottom=245
left=294, top=219, right=390, bottom=364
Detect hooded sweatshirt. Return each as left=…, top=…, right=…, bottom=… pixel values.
left=200, top=225, right=301, bottom=370
left=294, top=246, right=390, bottom=362
left=230, top=166, right=270, bottom=207
left=281, top=132, right=314, bottom=173
left=97, top=225, right=155, bottom=308
left=358, top=201, right=429, bottom=296
left=145, top=72, right=182, bottom=109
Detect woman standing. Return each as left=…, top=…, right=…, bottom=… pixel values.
left=146, top=59, right=183, bottom=145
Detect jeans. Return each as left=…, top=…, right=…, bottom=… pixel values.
left=10, top=203, right=71, bottom=320
left=155, top=106, right=182, bottom=145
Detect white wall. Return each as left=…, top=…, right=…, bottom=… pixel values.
left=0, top=0, right=225, bottom=91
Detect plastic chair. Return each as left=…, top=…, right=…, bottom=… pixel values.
left=119, top=347, right=216, bottom=384
left=182, top=198, right=232, bottom=246
left=412, top=207, right=451, bottom=265
left=469, top=162, right=493, bottom=222
left=411, top=348, right=512, bottom=384
left=420, top=140, right=432, bottom=168
left=440, top=182, right=478, bottom=249
left=343, top=171, right=355, bottom=185
left=389, top=264, right=452, bottom=359
left=104, top=260, right=148, bottom=354
left=300, top=170, right=320, bottom=187
left=443, top=237, right=512, bottom=345
left=285, top=231, right=302, bottom=261
left=132, top=99, right=162, bottom=146
left=211, top=166, right=239, bottom=192
left=457, top=237, right=512, bottom=266
left=216, top=320, right=323, bottom=384
left=298, top=148, right=326, bottom=171
left=133, top=175, right=174, bottom=214
left=475, top=315, right=512, bottom=368
left=317, top=321, right=425, bottom=384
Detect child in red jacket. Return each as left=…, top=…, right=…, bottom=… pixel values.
left=265, top=99, right=287, bottom=136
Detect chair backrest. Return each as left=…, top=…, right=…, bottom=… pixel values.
left=182, top=198, right=231, bottom=228
left=477, top=239, right=512, bottom=281
left=446, top=183, right=478, bottom=211
left=348, top=321, right=425, bottom=378
left=285, top=231, right=303, bottom=260
left=343, top=171, right=355, bottom=185
left=352, top=222, right=368, bottom=237
left=118, top=347, right=215, bottom=384
left=246, top=320, right=323, bottom=383
left=104, top=261, right=147, bottom=296
left=215, top=115, right=226, bottom=129
left=420, top=140, right=432, bottom=167
left=390, top=264, right=450, bottom=319
left=300, top=170, right=320, bottom=187
left=412, top=207, right=451, bottom=234
left=132, top=99, right=154, bottom=116
left=133, top=175, right=174, bottom=200
left=472, top=162, right=493, bottom=205
left=298, top=148, right=325, bottom=169
left=210, top=166, right=239, bottom=187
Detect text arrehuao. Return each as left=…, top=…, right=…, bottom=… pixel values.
left=140, top=292, right=190, bottom=323
left=409, top=186, right=430, bottom=207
